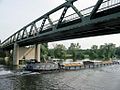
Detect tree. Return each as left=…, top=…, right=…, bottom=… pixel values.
left=76, top=51, right=85, bottom=60
left=89, top=51, right=98, bottom=60
left=48, top=49, right=55, bottom=58
left=115, top=46, right=120, bottom=59
left=68, top=43, right=81, bottom=61
left=91, top=45, right=98, bottom=50
left=54, top=44, right=66, bottom=60
left=89, top=45, right=98, bottom=60
left=40, top=43, right=48, bottom=62
left=98, top=43, right=116, bottom=61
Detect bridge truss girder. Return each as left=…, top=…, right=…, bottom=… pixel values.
left=2, top=0, right=120, bottom=49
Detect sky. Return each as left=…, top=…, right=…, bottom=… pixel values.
left=0, top=0, right=120, bottom=49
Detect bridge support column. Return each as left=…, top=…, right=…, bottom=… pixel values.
left=35, top=44, right=41, bottom=62
left=13, top=43, right=19, bottom=65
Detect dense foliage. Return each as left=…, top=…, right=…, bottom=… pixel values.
left=47, top=43, right=119, bottom=61
left=40, top=43, right=48, bottom=62
left=1, top=42, right=120, bottom=64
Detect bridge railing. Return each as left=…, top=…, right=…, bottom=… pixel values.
left=2, top=0, right=120, bottom=47
left=98, top=0, right=120, bottom=12
left=42, top=5, right=95, bottom=30
left=42, top=0, right=120, bottom=31
left=62, top=0, right=120, bottom=22
left=45, top=0, right=120, bottom=26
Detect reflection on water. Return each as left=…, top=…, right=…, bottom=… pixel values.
left=0, top=65, right=120, bottom=90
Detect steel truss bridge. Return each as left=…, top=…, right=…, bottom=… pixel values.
left=2, top=0, right=120, bottom=49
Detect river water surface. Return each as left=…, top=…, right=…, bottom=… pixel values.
left=0, top=65, right=120, bottom=90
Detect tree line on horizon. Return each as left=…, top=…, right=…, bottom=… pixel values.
left=1, top=42, right=120, bottom=64
left=40, top=43, right=120, bottom=62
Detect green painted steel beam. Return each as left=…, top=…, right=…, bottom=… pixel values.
left=90, top=0, right=103, bottom=19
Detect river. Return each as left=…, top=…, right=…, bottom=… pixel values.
left=0, top=64, right=120, bottom=90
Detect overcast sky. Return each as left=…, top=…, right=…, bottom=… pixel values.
left=0, top=0, right=120, bottom=49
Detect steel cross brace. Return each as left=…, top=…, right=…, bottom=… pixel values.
left=47, top=16, right=56, bottom=30
left=90, top=0, right=104, bottom=19
left=57, top=6, right=69, bottom=28
left=57, top=0, right=84, bottom=28
left=65, top=0, right=83, bottom=20
left=39, top=17, right=47, bottom=32
left=22, top=28, right=26, bottom=38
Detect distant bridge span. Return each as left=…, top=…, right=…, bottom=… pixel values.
left=2, top=0, right=120, bottom=49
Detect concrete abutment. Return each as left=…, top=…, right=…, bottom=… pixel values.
left=13, top=43, right=41, bottom=65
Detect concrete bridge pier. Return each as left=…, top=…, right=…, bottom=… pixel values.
left=13, top=43, right=19, bottom=65
left=35, top=44, right=41, bottom=62
left=13, top=43, right=41, bottom=65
